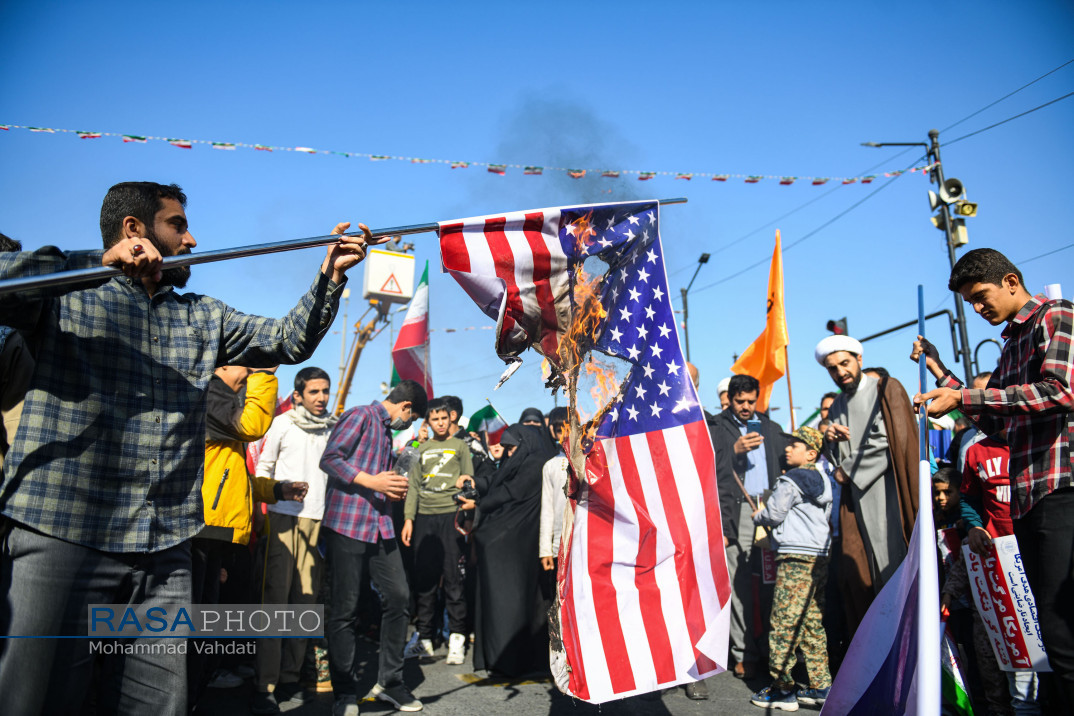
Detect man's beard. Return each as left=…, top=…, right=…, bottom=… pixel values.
left=145, top=228, right=192, bottom=288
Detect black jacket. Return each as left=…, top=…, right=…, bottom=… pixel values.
left=708, top=408, right=789, bottom=542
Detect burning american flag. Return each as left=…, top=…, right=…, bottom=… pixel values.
left=438, top=200, right=730, bottom=703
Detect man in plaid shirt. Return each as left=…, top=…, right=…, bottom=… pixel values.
left=913, top=248, right=1074, bottom=711
left=0, top=182, right=376, bottom=715
left=319, top=379, right=427, bottom=716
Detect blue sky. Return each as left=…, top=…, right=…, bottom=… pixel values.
left=2, top=1, right=1072, bottom=426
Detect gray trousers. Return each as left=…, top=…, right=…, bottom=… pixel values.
left=725, top=499, right=764, bottom=663
left=0, top=519, right=191, bottom=716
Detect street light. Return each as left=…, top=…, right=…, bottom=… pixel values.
left=863, top=129, right=975, bottom=383
left=680, top=253, right=711, bottom=362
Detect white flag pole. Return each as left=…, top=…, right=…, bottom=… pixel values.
left=916, top=284, right=941, bottom=713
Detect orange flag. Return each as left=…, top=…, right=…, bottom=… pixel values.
left=731, top=231, right=788, bottom=412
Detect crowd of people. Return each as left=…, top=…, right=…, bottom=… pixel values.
left=0, top=182, right=1069, bottom=716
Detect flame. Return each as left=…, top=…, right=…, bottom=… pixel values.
left=558, top=264, right=606, bottom=370
left=557, top=258, right=628, bottom=456
left=566, top=211, right=598, bottom=255
left=585, top=357, right=620, bottom=414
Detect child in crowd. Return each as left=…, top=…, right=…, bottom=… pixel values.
left=750, top=427, right=833, bottom=711
left=933, top=466, right=962, bottom=530
left=932, top=467, right=964, bottom=581
left=400, top=398, right=474, bottom=666
left=960, top=430, right=1040, bottom=714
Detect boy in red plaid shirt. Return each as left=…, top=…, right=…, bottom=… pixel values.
left=912, top=248, right=1073, bottom=712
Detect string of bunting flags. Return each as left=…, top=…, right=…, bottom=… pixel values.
left=1, top=123, right=935, bottom=186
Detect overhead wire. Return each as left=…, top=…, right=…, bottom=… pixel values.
left=945, top=91, right=1074, bottom=147
left=664, top=147, right=919, bottom=285
left=939, top=58, right=1074, bottom=133
left=687, top=154, right=924, bottom=297
left=1018, top=242, right=1074, bottom=266
left=677, top=63, right=1074, bottom=298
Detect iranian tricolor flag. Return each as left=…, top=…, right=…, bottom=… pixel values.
left=466, top=405, right=507, bottom=444
left=390, top=261, right=433, bottom=399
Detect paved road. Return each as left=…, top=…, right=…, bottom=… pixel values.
left=198, top=640, right=792, bottom=716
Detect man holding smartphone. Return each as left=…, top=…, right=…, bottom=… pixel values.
left=711, top=374, right=789, bottom=680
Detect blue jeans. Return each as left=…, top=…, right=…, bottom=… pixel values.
left=1008, top=669, right=1040, bottom=715
left=0, top=519, right=191, bottom=715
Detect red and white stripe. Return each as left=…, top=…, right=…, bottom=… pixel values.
left=558, top=419, right=731, bottom=702
left=439, top=210, right=571, bottom=365
left=392, top=264, right=433, bottom=398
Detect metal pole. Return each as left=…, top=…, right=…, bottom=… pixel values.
left=680, top=257, right=706, bottom=363
left=928, top=130, right=974, bottom=384
left=337, top=290, right=349, bottom=393
left=915, top=283, right=940, bottom=715
left=680, top=287, right=691, bottom=362
left=0, top=198, right=689, bottom=295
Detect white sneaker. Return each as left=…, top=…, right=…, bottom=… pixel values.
left=445, top=633, right=466, bottom=665
left=404, top=635, right=434, bottom=659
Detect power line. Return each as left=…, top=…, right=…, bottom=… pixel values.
left=1018, top=242, right=1074, bottom=266
left=687, top=155, right=922, bottom=297
left=940, top=58, right=1074, bottom=133
left=671, top=66, right=1074, bottom=299
left=705, top=148, right=921, bottom=258
left=663, top=147, right=921, bottom=281
left=946, top=91, right=1074, bottom=147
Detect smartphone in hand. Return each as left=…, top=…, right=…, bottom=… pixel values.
left=746, top=418, right=762, bottom=435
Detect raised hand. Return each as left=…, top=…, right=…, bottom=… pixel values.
left=103, top=237, right=163, bottom=282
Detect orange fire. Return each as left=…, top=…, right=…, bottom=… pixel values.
left=556, top=252, right=627, bottom=454
left=585, top=357, right=620, bottom=415
left=558, top=264, right=606, bottom=370
left=566, top=211, right=598, bottom=255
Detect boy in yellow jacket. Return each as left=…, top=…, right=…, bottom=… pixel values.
left=191, top=365, right=307, bottom=707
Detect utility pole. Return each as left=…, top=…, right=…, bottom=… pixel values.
left=863, top=131, right=978, bottom=384
left=680, top=253, right=710, bottom=363
left=680, top=287, right=691, bottom=361
left=926, top=129, right=975, bottom=384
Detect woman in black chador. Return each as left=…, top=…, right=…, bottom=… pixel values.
left=472, top=423, right=558, bottom=675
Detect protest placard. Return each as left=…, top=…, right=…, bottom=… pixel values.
left=963, top=535, right=1050, bottom=672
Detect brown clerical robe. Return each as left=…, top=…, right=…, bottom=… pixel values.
left=835, top=374, right=919, bottom=637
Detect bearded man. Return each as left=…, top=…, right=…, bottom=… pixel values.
left=815, top=335, right=918, bottom=636
left=0, top=181, right=374, bottom=715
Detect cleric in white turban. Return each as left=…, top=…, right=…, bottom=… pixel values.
left=814, top=335, right=863, bottom=365
left=814, top=331, right=919, bottom=634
